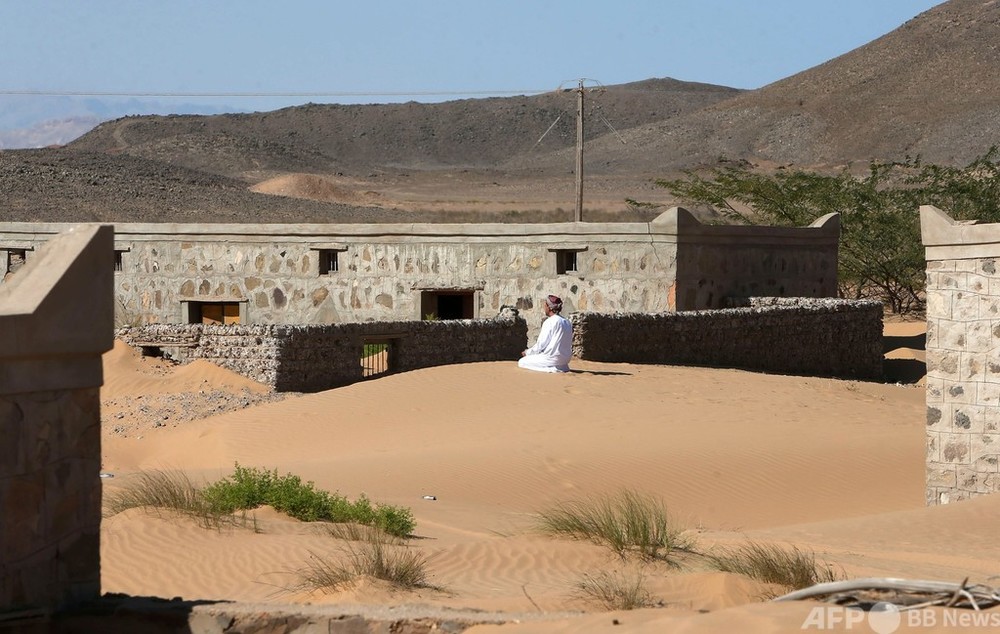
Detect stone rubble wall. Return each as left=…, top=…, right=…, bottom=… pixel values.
left=570, top=297, right=884, bottom=380
left=117, top=309, right=527, bottom=393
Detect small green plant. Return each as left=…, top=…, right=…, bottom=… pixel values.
left=573, top=570, right=658, bottom=611
left=536, top=489, right=695, bottom=563
left=201, top=463, right=415, bottom=537
left=293, top=527, right=432, bottom=592
left=707, top=541, right=841, bottom=595
left=362, top=343, right=387, bottom=357
left=103, top=465, right=414, bottom=537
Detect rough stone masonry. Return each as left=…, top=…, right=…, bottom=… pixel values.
left=921, top=205, right=1000, bottom=504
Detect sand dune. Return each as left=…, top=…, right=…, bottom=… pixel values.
left=250, top=173, right=383, bottom=206
left=98, top=320, right=1000, bottom=631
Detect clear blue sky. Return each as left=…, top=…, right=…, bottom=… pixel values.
left=1, top=0, right=944, bottom=113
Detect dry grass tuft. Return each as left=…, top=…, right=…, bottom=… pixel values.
left=707, top=541, right=841, bottom=595
left=536, top=489, right=696, bottom=564
left=293, top=527, right=433, bottom=593
left=573, top=570, right=659, bottom=611
left=102, top=469, right=256, bottom=531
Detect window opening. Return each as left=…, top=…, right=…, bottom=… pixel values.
left=555, top=249, right=578, bottom=274
left=188, top=301, right=241, bottom=325
left=6, top=249, right=27, bottom=275
left=319, top=249, right=339, bottom=275
left=420, top=291, right=475, bottom=320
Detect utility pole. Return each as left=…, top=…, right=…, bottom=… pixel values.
left=574, top=78, right=584, bottom=222
left=531, top=78, right=623, bottom=222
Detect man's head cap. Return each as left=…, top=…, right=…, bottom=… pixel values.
left=545, top=295, right=563, bottom=311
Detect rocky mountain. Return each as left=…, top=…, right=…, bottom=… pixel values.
left=2, top=0, right=996, bottom=223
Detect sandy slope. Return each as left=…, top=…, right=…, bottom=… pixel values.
left=98, top=321, right=1000, bottom=631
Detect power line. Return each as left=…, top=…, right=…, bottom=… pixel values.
left=0, top=89, right=554, bottom=99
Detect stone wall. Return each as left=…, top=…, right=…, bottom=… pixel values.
left=571, top=297, right=884, bottom=380
left=921, top=205, right=1000, bottom=504
left=668, top=210, right=840, bottom=310
left=0, top=225, right=113, bottom=616
left=0, top=207, right=840, bottom=341
left=117, top=308, right=527, bottom=392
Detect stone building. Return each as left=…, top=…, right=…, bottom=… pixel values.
left=0, top=207, right=839, bottom=338
left=921, top=205, right=1000, bottom=503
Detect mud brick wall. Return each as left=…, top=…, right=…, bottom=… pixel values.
left=117, top=310, right=527, bottom=393
left=571, top=297, right=884, bottom=380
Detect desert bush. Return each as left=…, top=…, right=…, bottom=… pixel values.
left=573, top=570, right=658, bottom=611
left=706, top=541, right=840, bottom=595
left=654, top=148, right=1000, bottom=314
left=201, top=463, right=415, bottom=537
left=104, top=464, right=414, bottom=537
left=536, top=489, right=695, bottom=563
left=294, top=527, right=431, bottom=592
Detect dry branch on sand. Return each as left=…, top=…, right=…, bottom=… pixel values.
left=773, top=577, right=1000, bottom=611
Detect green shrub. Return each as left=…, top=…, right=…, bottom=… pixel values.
left=536, top=489, right=695, bottom=563
left=201, top=463, right=416, bottom=537
left=653, top=148, right=1000, bottom=314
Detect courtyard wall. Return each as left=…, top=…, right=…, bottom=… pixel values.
left=116, top=308, right=527, bottom=392
left=571, top=297, right=884, bottom=380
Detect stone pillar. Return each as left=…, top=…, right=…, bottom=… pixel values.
left=921, top=206, right=1000, bottom=504
left=0, top=225, right=113, bottom=615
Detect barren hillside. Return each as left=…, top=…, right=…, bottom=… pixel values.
left=575, top=0, right=1000, bottom=172
left=2, top=0, right=996, bottom=223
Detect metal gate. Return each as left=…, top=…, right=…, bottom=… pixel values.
left=361, top=339, right=391, bottom=378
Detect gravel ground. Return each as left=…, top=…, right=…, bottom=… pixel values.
left=101, top=388, right=294, bottom=438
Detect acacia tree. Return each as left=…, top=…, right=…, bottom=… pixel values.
left=651, top=149, right=1000, bottom=314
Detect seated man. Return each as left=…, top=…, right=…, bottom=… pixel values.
left=518, top=294, right=573, bottom=373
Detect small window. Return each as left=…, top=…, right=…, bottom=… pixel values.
left=319, top=249, right=339, bottom=274
left=420, top=290, right=476, bottom=320
left=186, top=301, right=242, bottom=325
left=555, top=249, right=578, bottom=275
left=114, top=250, right=125, bottom=272
left=6, top=249, right=27, bottom=275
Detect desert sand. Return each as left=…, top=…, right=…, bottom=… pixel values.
left=98, top=319, right=1000, bottom=632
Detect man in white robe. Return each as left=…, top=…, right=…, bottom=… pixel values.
left=518, top=294, right=573, bottom=373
